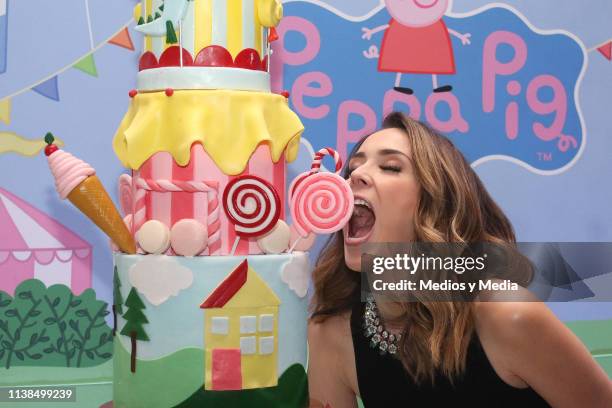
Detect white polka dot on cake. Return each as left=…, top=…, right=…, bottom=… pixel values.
left=136, top=220, right=170, bottom=254
left=170, top=219, right=208, bottom=256
left=257, top=219, right=290, bottom=254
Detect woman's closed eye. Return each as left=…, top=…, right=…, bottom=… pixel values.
left=380, top=165, right=401, bottom=173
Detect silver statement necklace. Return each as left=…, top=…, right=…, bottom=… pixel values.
left=363, top=294, right=401, bottom=355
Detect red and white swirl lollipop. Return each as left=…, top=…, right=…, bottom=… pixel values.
left=223, top=175, right=280, bottom=254
left=289, top=147, right=354, bottom=251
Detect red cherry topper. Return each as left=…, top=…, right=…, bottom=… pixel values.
left=43, top=132, right=58, bottom=156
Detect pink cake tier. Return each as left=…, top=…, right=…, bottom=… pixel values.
left=113, top=88, right=303, bottom=256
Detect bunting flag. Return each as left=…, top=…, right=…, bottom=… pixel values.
left=109, top=27, right=135, bottom=51
left=5, top=19, right=134, bottom=106
left=597, top=41, right=612, bottom=61
left=73, top=54, right=98, bottom=77
left=32, top=76, right=60, bottom=101
left=0, top=98, right=9, bottom=124
left=0, top=0, right=7, bottom=74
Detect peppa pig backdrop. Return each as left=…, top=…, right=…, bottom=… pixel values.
left=0, top=0, right=611, bottom=404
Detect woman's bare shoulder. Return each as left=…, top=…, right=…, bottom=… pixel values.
left=308, top=311, right=360, bottom=406
left=474, top=286, right=612, bottom=406
left=308, top=311, right=353, bottom=354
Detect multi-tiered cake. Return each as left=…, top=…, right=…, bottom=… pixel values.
left=111, top=1, right=309, bottom=406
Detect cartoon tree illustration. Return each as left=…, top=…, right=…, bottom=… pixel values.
left=113, top=266, right=124, bottom=336
left=120, top=288, right=149, bottom=373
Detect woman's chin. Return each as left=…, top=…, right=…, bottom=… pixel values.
left=343, top=249, right=362, bottom=272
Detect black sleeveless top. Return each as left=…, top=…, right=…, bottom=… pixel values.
left=350, top=301, right=551, bottom=407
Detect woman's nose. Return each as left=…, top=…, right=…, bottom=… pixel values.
left=349, top=166, right=370, bottom=187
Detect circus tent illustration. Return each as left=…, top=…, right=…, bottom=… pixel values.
left=0, top=187, right=92, bottom=294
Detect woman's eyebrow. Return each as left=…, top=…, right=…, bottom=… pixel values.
left=350, top=149, right=411, bottom=161
left=378, top=149, right=411, bottom=160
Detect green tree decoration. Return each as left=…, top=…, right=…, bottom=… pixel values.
left=166, top=21, right=178, bottom=44
left=113, top=267, right=124, bottom=336
left=137, top=16, right=145, bottom=26
left=120, top=288, right=149, bottom=373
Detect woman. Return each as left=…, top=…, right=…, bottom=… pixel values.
left=308, top=112, right=612, bottom=407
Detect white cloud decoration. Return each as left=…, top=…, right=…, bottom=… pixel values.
left=128, top=256, right=194, bottom=306
left=281, top=252, right=311, bottom=298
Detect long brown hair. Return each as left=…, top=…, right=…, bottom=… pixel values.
left=311, top=112, right=530, bottom=384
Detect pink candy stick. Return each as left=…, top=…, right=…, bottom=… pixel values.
left=310, top=147, right=343, bottom=174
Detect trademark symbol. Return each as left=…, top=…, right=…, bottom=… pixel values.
left=537, top=152, right=552, bottom=161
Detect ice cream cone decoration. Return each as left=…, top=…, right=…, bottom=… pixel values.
left=44, top=133, right=137, bottom=254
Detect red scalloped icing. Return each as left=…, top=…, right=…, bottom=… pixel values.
left=139, top=51, right=158, bottom=71
left=159, top=46, right=194, bottom=67
left=262, top=55, right=268, bottom=72
left=138, top=46, right=267, bottom=71
left=194, top=45, right=234, bottom=67
left=234, top=48, right=262, bottom=70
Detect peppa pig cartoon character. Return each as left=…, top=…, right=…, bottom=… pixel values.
left=362, top=0, right=471, bottom=94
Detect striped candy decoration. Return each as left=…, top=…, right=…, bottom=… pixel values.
left=310, top=147, right=343, bottom=174
left=134, top=177, right=220, bottom=254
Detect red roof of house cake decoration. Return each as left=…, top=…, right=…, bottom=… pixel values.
left=139, top=46, right=267, bottom=72
left=200, top=259, right=249, bottom=308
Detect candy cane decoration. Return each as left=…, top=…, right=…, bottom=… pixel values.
left=310, top=147, right=343, bottom=174
left=290, top=148, right=344, bottom=200
left=133, top=177, right=221, bottom=254
left=207, top=189, right=221, bottom=255
left=135, top=178, right=218, bottom=193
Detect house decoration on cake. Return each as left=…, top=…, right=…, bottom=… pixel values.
left=200, top=259, right=280, bottom=390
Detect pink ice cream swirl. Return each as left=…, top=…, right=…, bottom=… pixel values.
left=47, top=149, right=95, bottom=199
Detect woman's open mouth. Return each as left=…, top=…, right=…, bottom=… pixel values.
left=345, top=198, right=376, bottom=245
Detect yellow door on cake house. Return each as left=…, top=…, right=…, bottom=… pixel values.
left=200, top=259, right=280, bottom=390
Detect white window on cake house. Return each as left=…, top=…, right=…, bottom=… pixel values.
left=259, top=336, right=274, bottom=355
left=210, top=316, right=229, bottom=335
left=258, top=314, right=274, bottom=332
left=239, top=314, right=275, bottom=355
left=240, top=315, right=257, bottom=334
left=240, top=336, right=256, bottom=355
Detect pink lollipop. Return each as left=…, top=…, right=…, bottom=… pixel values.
left=223, top=175, right=281, bottom=253
left=289, top=147, right=354, bottom=245
left=118, top=174, right=133, bottom=217
left=290, top=147, right=344, bottom=200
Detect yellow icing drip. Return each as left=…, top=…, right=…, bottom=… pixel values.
left=112, top=90, right=304, bottom=175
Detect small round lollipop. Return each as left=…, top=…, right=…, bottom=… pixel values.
left=223, top=175, right=281, bottom=255
left=289, top=147, right=354, bottom=252
left=289, top=147, right=343, bottom=199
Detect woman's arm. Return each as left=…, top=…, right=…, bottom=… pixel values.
left=308, top=316, right=358, bottom=408
left=477, top=297, right=612, bottom=407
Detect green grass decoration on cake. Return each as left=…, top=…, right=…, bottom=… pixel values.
left=113, top=339, right=308, bottom=408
